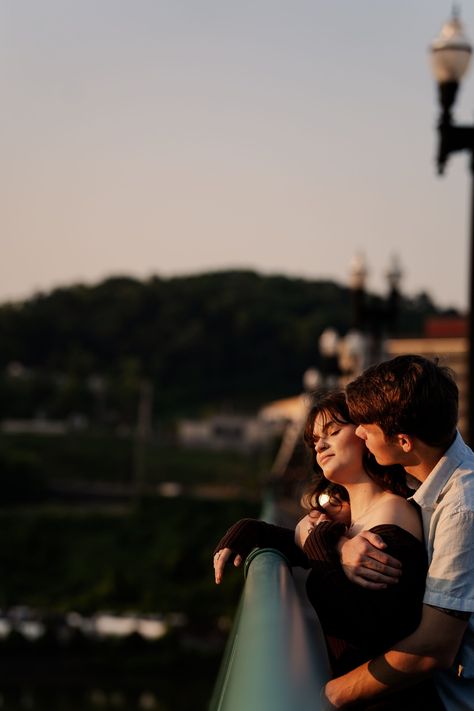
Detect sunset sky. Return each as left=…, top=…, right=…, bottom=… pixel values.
left=3, top=1, right=474, bottom=309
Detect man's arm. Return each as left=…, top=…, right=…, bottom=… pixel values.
left=323, top=604, right=469, bottom=709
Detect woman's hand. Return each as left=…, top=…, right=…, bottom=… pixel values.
left=213, top=548, right=243, bottom=584
left=295, top=510, right=330, bottom=549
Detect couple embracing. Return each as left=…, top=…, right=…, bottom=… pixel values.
left=213, top=354, right=474, bottom=710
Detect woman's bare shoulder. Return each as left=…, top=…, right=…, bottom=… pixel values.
left=367, top=496, right=423, bottom=541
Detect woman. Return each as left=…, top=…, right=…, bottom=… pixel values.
left=213, top=390, right=443, bottom=709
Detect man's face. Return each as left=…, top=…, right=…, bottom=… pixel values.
left=355, top=423, right=403, bottom=466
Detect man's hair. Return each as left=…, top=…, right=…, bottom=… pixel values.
left=346, top=354, right=458, bottom=448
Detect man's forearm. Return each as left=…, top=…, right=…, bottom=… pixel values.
left=323, top=647, right=439, bottom=708
left=324, top=603, right=469, bottom=707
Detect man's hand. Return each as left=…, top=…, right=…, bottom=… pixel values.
left=213, top=547, right=242, bottom=584
left=337, top=531, right=402, bottom=589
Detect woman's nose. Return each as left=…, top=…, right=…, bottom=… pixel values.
left=315, top=438, right=328, bottom=453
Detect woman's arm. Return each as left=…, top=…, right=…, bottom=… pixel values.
left=213, top=518, right=309, bottom=583
left=303, top=519, right=347, bottom=561
left=295, top=510, right=332, bottom=549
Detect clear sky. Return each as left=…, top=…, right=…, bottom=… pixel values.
left=2, top=1, right=474, bottom=310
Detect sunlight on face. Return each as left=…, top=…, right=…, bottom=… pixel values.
left=312, top=411, right=366, bottom=485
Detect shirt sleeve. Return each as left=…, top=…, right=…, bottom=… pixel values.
left=303, top=520, right=347, bottom=562
left=214, top=518, right=309, bottom=568
left=423, top=509, right=474, bottom=612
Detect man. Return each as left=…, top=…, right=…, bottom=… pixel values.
left=323, top=354, right=474, bottom=710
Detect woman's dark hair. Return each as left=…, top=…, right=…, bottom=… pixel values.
left=301, top=389, right=410, bottom=512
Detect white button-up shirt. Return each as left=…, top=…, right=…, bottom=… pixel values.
left=412, top=432, right=474, bottom=710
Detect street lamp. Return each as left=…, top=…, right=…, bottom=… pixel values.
left=430, top=10, right=474, bottom=442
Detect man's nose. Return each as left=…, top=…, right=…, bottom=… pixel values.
left=355, top=425, right=366, bottom=440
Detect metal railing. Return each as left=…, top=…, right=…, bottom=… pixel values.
left=209, top=546, right=331, bottom=711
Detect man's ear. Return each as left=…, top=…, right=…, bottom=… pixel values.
left=395, top=434, right=414, bottom=452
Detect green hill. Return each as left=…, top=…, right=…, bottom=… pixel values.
left=0, top=270, right=453, bottom=421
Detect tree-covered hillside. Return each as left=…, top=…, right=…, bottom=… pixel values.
left=0, top=270, right=454, bottom=420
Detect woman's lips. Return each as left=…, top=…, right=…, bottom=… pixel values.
left=319, top=454, right=334, bottom=466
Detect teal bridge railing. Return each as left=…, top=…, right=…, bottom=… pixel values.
left=209, top=545, right=331, bottom=711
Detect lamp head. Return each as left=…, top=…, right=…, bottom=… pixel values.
left=430, top=10, right=472, bottom=85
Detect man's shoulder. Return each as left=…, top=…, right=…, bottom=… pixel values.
left=445, top=433, right=474, bottom=471
left=431, top=434, right=474, bottom=512
left=441, top=464, right=474, bottom=513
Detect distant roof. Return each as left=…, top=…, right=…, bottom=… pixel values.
left=259, top=394, right=309, bottom=424
left=424, top=317, right=467, bottom=338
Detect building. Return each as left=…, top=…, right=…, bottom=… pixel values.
left=386, top=316, right=468, bottom=439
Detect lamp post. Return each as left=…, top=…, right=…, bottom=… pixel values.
left=430, top=10, right=474, bottom=443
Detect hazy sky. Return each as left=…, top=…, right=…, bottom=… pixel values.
left=3, top=1, right=474, bottom=309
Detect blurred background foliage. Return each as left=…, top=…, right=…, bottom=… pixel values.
left=0, top=497, right=259, bottom=616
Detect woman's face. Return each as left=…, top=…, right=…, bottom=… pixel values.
left=312, top=411, right=366, bottom=486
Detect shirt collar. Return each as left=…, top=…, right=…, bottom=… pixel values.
left=412, top=431, right=468, bottom=509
